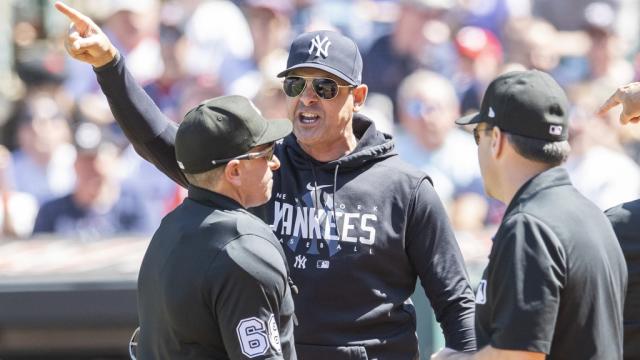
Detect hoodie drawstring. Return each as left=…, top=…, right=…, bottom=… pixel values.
left=310, top=163, right=342, bottom=242
left=332, top=164, right=342, bottom=241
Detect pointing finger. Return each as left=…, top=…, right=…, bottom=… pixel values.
left=54, top=2, right=92, bottom=34
left=597, top=91, right=621, bottom=116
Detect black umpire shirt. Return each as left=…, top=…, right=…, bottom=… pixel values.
left=475, top=167, right=627, bottom=359
left=137, top=186, right=296, bottom=359
left=606, top=199, right=640, bottom=359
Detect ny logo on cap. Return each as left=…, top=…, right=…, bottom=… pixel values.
left=549, top=125, right=563, bottom=136
left=309, top=35, right=331, bottom=58
left=488, top=107, right=496, bottom=118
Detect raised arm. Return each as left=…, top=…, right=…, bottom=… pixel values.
left=55, top=1, right=188, bottom=187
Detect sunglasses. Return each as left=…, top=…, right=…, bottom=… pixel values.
left=211, top=143, right=275, bottom=166
left=283, top=76, right=354, bottom=100
left=473, top=126, right=493, bottom=145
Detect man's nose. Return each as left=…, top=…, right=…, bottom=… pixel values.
left=299, top=80, right=319, bottom=106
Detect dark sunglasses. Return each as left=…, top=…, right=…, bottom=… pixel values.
left=472, top=126, right=494, bottom=145
left=283, top=76, right=354, bottom=100
left=211, top=143, right=275, bottom=166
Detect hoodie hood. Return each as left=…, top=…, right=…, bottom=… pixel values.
left=281, top=113, right=397, bottom=171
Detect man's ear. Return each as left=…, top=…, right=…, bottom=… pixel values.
left=491, top=127, right=504, bottom=159
left=352, top=84, right=368, bottom=112
left=224, top=160, right=242, bottom=187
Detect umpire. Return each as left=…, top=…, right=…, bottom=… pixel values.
left=434, top=70, right=627, bottom=360
left=598, top=82, right=640, bottom=359
left=136, top=96, right=296, bottom=359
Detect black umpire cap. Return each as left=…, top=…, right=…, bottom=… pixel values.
left=175, top=95, right=292, bottom=174
left=456, top=70, right=570, bottom=142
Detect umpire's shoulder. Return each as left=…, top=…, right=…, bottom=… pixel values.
left=222, top=233, right=288, bottom=289
left=605, top=199, right=640, bottom=243
left=605, top=198, right=640, bottom=225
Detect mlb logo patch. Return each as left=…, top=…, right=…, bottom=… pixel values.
left=317, top=260, right=330, bottom=269
left=549, top=125, right=563, bottom=136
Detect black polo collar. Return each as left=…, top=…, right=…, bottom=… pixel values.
left=504, top=166, right=573, bottom=217
left=187, top=185, right=244, bottom=210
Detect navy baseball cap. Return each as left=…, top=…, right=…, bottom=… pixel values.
left=456, top=70, right=570, bottom=141
left=277, top=30, right=363, bottom=86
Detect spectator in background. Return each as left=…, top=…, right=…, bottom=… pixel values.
left=143, top=23, right=188, bottom=123
left=532, top=0, right=619, bottom=32
left=565, top=83, right=640, bottom=210
left=395, top=70, right=484, bottom=208
left=252, top=78, right=289, bottom=120
left=453, top=26, right=503, bottom=115
left=0, top=144, right=38, bottom=238
left=181, top=0, right=254, bottom=95
left=33, top=122, right=153, bottom=239
left=503, top=17, right=561, bottom=73
left=11, top=93, right=75, bottom=205
left=223, top=0, right=293, bottom=99
left=363, top=0, right=455, bottom=121
left=582, top=2, right=634, bottom=88
left=243, top=0, right=292, bottom=77
left=395, top=69, right=495, bottom=270
left=455, top=0, right=511, bottom=39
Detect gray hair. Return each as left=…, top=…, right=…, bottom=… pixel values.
left=184, top=166, right=225, bottom=189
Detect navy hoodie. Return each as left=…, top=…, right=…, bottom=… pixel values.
left=95, top=54, right=476, bottom=359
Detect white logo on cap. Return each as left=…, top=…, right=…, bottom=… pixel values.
left=488, top=107, right=496, bottom=118
left=549, top=125, right=563, bottom=136
left=309, top=35, right=332, bottom=58
left=177, top=161, right=185, bottom=170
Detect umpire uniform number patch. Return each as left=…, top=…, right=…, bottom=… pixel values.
left=236, top=317, right=269, bottom=358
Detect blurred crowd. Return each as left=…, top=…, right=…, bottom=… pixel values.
left=1, top=0, right=639, bottom=265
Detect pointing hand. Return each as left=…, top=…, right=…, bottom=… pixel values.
left=54, top=1, right=118, bottom=68
left=597, top=82, right=640, bottom=125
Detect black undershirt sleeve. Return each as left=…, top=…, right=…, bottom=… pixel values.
left=94, top=53, right=189, bottom=188
left=405, top=178, right=477, bottom=351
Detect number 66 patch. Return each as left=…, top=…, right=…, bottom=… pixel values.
left=236, top=315, right=281, bottom=358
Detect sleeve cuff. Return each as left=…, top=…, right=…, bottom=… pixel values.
left=93, top=52, right=121, bottom=73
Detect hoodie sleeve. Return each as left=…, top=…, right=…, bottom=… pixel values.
left=405, top=178, right=476, bottom=351
left=93, top=53, right=189, bottom=188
